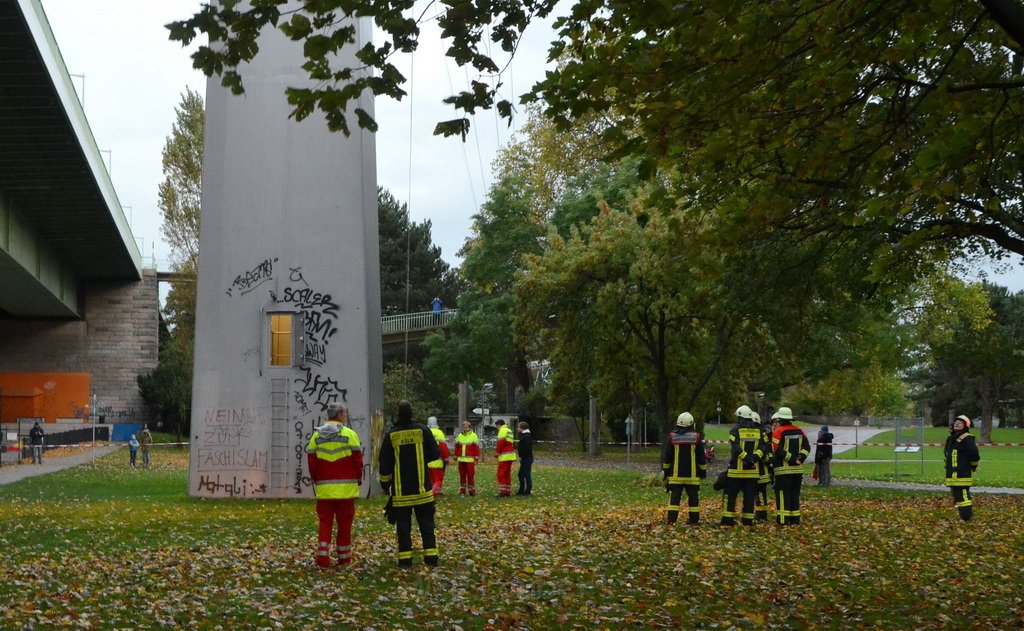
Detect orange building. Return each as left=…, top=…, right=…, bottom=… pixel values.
left=0, top=373, right=91, bottom=423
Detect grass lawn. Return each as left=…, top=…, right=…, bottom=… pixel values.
left=1, top=447, right=1022, bottom=628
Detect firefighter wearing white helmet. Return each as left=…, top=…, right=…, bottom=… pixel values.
left=720, top=403, right=767, bottom=526
left=661, top=412, right=708, bottom=524
left=750, top=410, right=772, bottom=523
left=945, top=414, right=980, bottom=521
left=770, top=406, right=810, bottom=525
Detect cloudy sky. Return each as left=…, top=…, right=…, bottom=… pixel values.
left=39, top=0, right=556, bottom=272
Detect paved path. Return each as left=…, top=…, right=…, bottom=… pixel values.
left=0, top=445, right=119, bottom=486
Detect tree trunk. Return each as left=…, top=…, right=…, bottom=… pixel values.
left=588, top=395, right=601, bottom=456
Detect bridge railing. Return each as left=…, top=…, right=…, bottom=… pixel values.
left=381, top=309, right=457, bottom=335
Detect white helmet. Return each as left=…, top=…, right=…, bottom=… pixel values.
left=427, top=416, right=438, bottom=428
left=775, top=407, right=793, bottom=420
left=750, top=411, right=761, bottom=424
left=735, top=405, right=753, bottom=419
left=676, top=412, right=695, bottom=428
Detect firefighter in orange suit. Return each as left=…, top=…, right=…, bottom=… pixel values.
left=945, top=414, right=980, bottom=521
left=495, top=419, right=517, bottom=497
left=661, top=412, right=708, bottom=524
left=379, top=400, right=441, bottom=567
left=306, top=402, right=363, bottom=568
left=454, top=421, right=481, bottom=495
left=770, top=407, right=810, bottom=525
left=719, top=405, right=767, bottom=526
left=427, top=416, right=450, bottom=495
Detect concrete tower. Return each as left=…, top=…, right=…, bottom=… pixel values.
left=188, top=9, right=382, bottom=498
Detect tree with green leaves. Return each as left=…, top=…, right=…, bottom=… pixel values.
left=377, top=187, right=460, bottom=319
left=912, top=279, right=1024, bottom=440
left=169, top=2, right=1024, bottom=278
left=139, top=89, right=206, bottom=438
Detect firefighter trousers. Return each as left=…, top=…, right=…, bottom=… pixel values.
left=774, top=474, right=802, bottom=525
left=722, top=477, right=758, bottom=525
left=394, top=501, right=438, bottom=566
left=949, top=485, right=973, bottom=521
left=667, top=483, right=700, bottom=524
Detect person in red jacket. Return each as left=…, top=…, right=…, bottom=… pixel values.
left=306, top=402, right=363, bottom=568
left=454, top=421, right=481, bottom=495
left=770, top=407, right=810, bottom=526
left=494, top=419, right=518, bottom=497
left=427, top=417, right=450, bottom=495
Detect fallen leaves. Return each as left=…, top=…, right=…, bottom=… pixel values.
left=0, top=454, right=1022, bottom=628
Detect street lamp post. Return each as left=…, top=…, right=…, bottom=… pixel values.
left=716, top=402, right=721, bottom=424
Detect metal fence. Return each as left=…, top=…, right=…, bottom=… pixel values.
left=381, top=309, right=457, bottom=335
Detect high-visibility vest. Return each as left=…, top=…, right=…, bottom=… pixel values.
left=428, top=427, right=448, bottom=469
left=662, top=428, right=707, bottom=484
left=728, top=422, right=766, bottom=479
left=378, top=424, right=439, bottom=507
left=771, top=424, right=810, bottom=476
left=496, top=425, right=517, bottom=462
left=306, top=422, right=363, bottom=500
left=455, top=432, right=480, bottom=463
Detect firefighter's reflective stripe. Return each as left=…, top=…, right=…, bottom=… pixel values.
left=306, top=425, right=362, bottom=499
left=496, top=425, right=517, bottom=461
left=455, top=433, right=480, bottom=462
left=729, top=427, right=763, bottom=478
left=388, top=428, right=434, bottom=507
left=337, top=544, right=352, bottom=561
left=428, top=428, right=446, bottom=469
left=773, top=432, right=808, bottom=476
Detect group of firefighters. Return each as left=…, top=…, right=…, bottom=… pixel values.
left=661, top=405, right=982, bottom=527
left=302, top=400, right=981, bottom=569
left=303, top=403, right=527, bottom=569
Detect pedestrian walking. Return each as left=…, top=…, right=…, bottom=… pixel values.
left=306, top=403, right=363, bottom=568
left=770, top=407, right=810, bottom=525
left=814, top=426, right=834, bottom=487
left=661, top=412, right=707, bottom=524
left=495, top=419, right=517, bottom=497
left=944, top=415, right=980, bottom=521
left=516, top=421, right=534, bottom=496
left=719, top=405, right=766, bottom=527
left=378, top=400, right=440, bottom=567
left=454, top=421, right=481, bottom=496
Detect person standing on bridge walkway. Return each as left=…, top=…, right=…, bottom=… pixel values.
left=945, top=415, right=980, bottom=522
left=431, top=297, right=443, bottom=324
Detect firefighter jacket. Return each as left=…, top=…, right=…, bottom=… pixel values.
left=944, top=428, right=980, bottom=487
left=378, top=421, right=440, bottom=507
left=496, top=425, right=517, bottom=462
left=306, top=422, right=363, bottom=500
left=771, top=422, right=810, bottom=476
left=727, top=419, right=767, bottom=479
left=427, top=427, right=450, bottom=469
left=661, top=427, right=708, bottom=485
left=758, top=423, right=773, bottom=484
left=455, top=431, right=481, bottom=463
